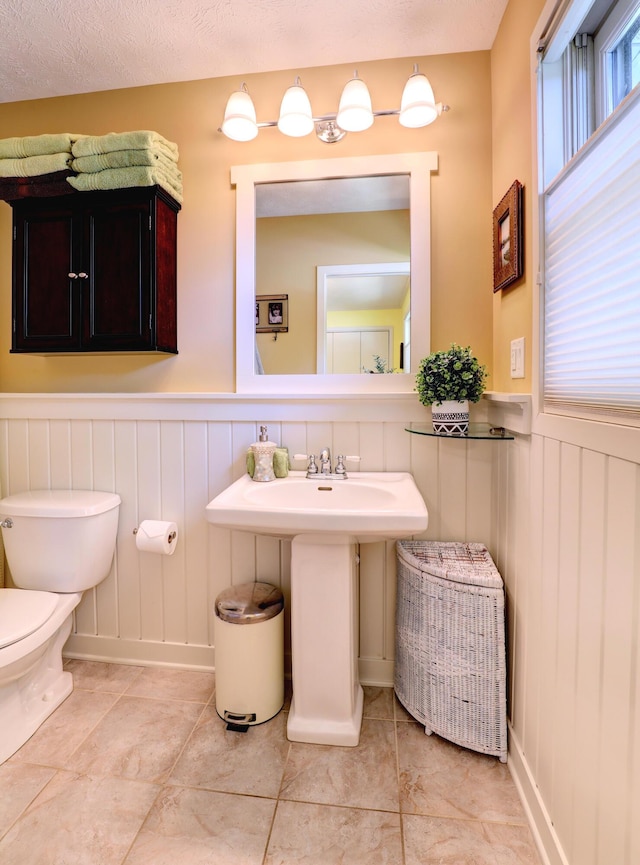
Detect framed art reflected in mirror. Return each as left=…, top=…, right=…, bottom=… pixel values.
left=493, top=180, right=523, bottom=292
left=256, top=294, right=288, bottom=333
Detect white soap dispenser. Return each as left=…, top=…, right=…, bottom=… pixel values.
left=251, top=425, right=277, bottom=482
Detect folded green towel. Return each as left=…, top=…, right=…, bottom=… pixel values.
left=246, top=447, right=290, bottom=478
left=72, top=131, right=178, bottom=159
left=66, top=165, right=183, bottom=204
left=71, top=146, right=177, bottom=173
left=0, top=152, right=73, bottom=178
left=273, top=448, right=290, bottom=477
left=0, top=133, right=81, bottom=159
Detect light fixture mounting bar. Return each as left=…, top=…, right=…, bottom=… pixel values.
left=255, top=105, right=449, bottom=128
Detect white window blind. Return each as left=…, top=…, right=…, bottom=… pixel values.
left=544, top=87, right=640, bottom=413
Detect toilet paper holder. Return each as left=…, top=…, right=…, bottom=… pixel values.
left=133, top=526, right=177, bottom=544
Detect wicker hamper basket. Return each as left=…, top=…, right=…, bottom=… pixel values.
left=395, top=540, right=507, bottom=762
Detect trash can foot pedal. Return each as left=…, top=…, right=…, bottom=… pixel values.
left=224, top=710, right=256, bottom=732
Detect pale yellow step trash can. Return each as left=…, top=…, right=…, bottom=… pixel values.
left=214, top=581, right=284, bottom=729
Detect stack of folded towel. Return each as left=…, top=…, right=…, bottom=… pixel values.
left=67, top=130, right=182, bottom=204
left=0, top=133, right=78, bottom=200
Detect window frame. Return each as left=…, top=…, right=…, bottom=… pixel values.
left=594, top=0, right=640, bottom=124
left=530, top=0, right=640, bottom=456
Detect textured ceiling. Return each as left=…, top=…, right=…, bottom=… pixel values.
left=0, top=0, right=508, bottom=105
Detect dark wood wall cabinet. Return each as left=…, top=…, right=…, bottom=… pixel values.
left=11, top=186, right=180, bottom=354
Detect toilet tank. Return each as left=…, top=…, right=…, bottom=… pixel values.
left=0, top=490, right=121, bottom=592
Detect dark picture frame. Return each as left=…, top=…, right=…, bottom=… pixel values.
left=256, top=293, right=288, bottom=333
left=493, top=180, right=523, bottom=292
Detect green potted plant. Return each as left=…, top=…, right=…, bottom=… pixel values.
left=415, top=343, right=488, bottom=435
left=363, top=355, right=396, bottom=374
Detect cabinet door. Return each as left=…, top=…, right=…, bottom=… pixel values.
left=82, top=198, right=152, bottom=351
left=326, top=327, right=392, bottom=373
left=12, top=202, right=82, bottom=352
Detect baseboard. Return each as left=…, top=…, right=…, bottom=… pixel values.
left=65, top=635, right=394, bottom=687
left=358, top=657, right=394, bottom=687
left=64, top=634, right=215, bottom=671
left=507, top=724, right=570, bottom=865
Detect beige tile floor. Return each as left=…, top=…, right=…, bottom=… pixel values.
left=0, top=660, right=542, bottom=865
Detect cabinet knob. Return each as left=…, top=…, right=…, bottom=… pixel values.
left=78, top=272, right=88, bottom=279
left=68, top=272, right=78, bottom=279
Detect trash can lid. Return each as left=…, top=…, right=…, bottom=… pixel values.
left=215, top=581, right=284, bottom=624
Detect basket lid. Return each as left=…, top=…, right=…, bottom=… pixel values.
left=397, top=540, right=503, bottom=589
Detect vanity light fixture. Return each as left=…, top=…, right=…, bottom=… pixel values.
left=219, top=64, right=449, bottom=143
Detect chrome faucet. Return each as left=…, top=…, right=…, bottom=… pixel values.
left=293, top=452, right=360, bottom=479
left=319, top=447, right=332, bottom=475
left=317, top=450, right=352, bottom=480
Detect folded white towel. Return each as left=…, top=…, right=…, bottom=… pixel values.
left=72, top=131, right=178, bottom=159
left=0, top=133, right=81, bottom=159
left=0, top=152, right=73, bottom=178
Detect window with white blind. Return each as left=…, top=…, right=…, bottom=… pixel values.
left=539, top=0, right=640, bottom=421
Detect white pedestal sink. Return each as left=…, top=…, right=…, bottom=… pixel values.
left=205, top=470, right=428, bottom=746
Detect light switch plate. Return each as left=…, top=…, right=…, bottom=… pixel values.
left=510, top=337, right=525, bottom=378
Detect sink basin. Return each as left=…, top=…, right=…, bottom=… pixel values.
left=205, top=471, right=428, bottom=541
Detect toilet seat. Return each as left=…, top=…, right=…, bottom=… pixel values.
left=0, top=588, right=58, bottom=649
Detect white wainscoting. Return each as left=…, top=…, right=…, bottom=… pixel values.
left=3, top=393, right=636, bottom=865
left=0, top=393, right=496, bottom=686
left=493, top=430, right=640, bottom=865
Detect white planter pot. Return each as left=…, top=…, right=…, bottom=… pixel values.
left=431, top=399, right=469, bottom=435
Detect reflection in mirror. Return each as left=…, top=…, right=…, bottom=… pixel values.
left=232, top=153, right=437, bottom=394
left=256, top=175, right=410, bottom=376
left=316, top=262, right=410, bottom=374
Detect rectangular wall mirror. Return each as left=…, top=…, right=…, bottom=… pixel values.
left=232, top=152, right=437, bottom=394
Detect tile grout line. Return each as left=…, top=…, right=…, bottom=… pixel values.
left=0, top=767, right=59, bottom=845
left=393, top=692, right=408, bottom=865
left=261, top=718, right=293, bottom=865
left=117, top=782, right=166, bottom=865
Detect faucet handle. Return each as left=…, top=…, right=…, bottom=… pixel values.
left=293, top=453, right=318, bottom=475
left=334, top=455, right=360, bottom=477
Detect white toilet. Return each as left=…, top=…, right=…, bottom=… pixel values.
left=0, top=489, right=120, bottom=763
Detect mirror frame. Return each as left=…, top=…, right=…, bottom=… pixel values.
left=231, top=152, right=438, bottom=394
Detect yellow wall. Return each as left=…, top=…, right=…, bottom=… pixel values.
left=490, top=0, right=545, bottom=391
left=256, top=209, right=408, bottom=374
left=0, top=52, right=493, bottom=393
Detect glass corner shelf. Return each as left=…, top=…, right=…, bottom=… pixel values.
left=405, top=423, right=514, bottom=440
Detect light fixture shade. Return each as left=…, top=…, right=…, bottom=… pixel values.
left=277, top=80, right=314, bottom=137
left=336, top=75, right=373, bottom=132
left=399, top=71, right=438, bottom=128
left=221, top=87, right=258, bottom=141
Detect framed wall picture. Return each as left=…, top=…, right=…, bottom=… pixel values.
left=493, top=180, right=523, bottom=292
left=256, top=294, right=288, bottom=333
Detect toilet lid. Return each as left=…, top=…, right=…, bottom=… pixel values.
left=0, top=589, right=59, bottom=649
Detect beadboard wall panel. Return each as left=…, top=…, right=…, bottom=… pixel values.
left=0, top=396, right=496, bottom=682
left=500, top=431, right=640, bottom=865
left=2, top=394, right=638, bottom=865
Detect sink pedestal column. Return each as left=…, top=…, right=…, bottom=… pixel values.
left=287, top=533, right=363, bottom=747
